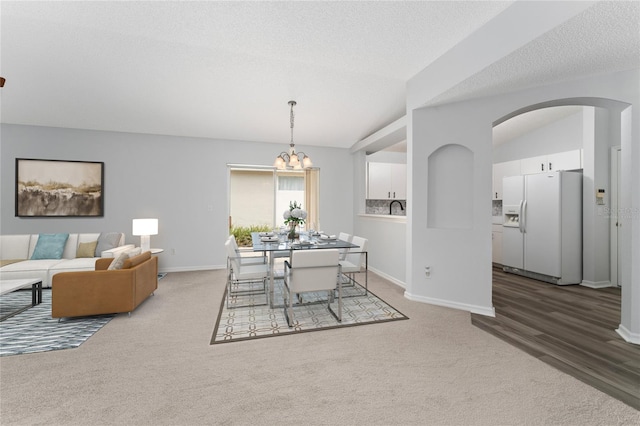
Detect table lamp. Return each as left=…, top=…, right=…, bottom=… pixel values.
left=132, top=218, right=158, bottom=252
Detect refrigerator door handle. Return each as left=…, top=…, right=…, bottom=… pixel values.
left=518, top=200, right=524, bottom=233
left=521, top=200, right=527, bottom=233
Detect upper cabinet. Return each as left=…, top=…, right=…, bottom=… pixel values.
left=367, top=162, right=407, bottom=199
left=492, top=160, right=520, bottom=200
left=520, top=149, right=582, bottom=175
left=492, top=149, right=582, bottom=199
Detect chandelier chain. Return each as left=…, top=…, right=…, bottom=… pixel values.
left=289, top=100, right=296, bottom=146
left=275, top=99, right=310, bottom=169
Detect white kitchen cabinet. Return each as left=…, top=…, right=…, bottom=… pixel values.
left=549, top=149, right=582, bottom=171
left=367, top=162, right=406, bottom=199
left=520, top=155, right=548, bottom=174
left=520, top=150, right=582, bottom=175
left=492, top=160, right=520, bottom=200
left=492, top=224, right=503, bottom=264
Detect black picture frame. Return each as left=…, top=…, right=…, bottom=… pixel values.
left=15, top=158, right=104, bottom=217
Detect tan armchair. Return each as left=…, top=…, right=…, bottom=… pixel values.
left=52, top=251, right=158, bottom=319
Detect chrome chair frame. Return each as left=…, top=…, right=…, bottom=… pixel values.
left=282, top=249, right=342, bottom=327
left=339, top=236, right=368, bottom=296
left=225, top=238, right=268, bottom=309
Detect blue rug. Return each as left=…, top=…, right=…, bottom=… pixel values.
left=0, top=289, right=114, bottom=357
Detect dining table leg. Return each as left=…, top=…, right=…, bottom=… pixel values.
left=269, top=251, right=275, bottom=308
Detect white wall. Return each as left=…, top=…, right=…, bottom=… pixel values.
left=406, top=68, right=640, bottom=343
left=354, top=216, right=406, bottom=287
left=0, top=124, right=355, bottom=272
left=493, top=110, right=584, bottom=163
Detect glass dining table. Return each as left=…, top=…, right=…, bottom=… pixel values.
left=251, top=232, right=359, bottom=308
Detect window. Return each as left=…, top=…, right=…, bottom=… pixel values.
left=228, top=166, right=319, bottom=231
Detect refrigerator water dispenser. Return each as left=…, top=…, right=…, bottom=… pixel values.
left=503, top=205, right=520, bottom=228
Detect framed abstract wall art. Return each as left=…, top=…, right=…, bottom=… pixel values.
left=15, top=158, right=104, bottom=217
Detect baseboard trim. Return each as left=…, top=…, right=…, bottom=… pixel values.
left=580, top=280, right=613, bottom=289
left=616, top=324, right=640, bottom=345
left=159, top=265, right=225, bottom=274
left=367, top=266, right=406, bottom=289
left=404, top=291, right=495, bottom=317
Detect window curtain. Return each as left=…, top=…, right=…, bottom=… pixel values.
left=304, top=168, right=320, bottom=230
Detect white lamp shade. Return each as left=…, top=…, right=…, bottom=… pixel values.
left=132, top=218, right=158, bottom=236
left=274, top=156, right=285, bottom=169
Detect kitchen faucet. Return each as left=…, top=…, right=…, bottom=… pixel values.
left=389, top=200, right=404, bottom=215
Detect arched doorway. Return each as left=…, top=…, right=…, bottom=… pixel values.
left=492, top=97, right=633, bottom=342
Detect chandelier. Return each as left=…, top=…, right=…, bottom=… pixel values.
left=274, top=100, right=312, bottom=170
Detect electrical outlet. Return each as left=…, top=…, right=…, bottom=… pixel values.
left=171, top=248, right=176, bottom=255
left=425, top=266, right=431, bottom=278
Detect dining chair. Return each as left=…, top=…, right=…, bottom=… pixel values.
left=228, top=235, right=267, bottom=265
left=283, top=249, right=342, bottom=327
left=225, top=238, right=269, bottom=308
left=338, top=232, right=352, bottom=261
left=339, top=235, right=368, bottom=295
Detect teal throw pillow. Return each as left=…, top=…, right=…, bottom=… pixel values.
left=30, top=233, right=70, bottom=260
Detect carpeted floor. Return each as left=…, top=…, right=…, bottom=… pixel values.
left=0, top=274, right=167, bottom=357
left=212, top=278, right=408, bottom=343
left=0, top=289, right=114, bottom=357
left=1, top=270, right=639, bottom=425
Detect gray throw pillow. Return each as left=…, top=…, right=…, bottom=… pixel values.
left=95, top=232, right=121, bottom=257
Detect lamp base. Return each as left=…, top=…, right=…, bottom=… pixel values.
left=140, top=235, right=151, bottom=253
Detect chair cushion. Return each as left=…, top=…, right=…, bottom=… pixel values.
left=30, top=233, right=69, bottom=260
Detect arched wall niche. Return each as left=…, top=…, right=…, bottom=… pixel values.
left=427, top=143, right=474, bottom=229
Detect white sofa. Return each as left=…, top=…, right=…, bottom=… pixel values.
left=0, top=233, right=133, bottom=287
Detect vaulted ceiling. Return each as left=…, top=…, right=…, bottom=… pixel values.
left=1, top=1, right=638, bottom=150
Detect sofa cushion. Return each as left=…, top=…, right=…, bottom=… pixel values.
left=76, top=241, right=98, bottom=258
left=0, top=259, right=62, bottom=286
left=0, top=235, right=32, bottom=260
left=48, top=258, right=99, bottom=284
left=123, top=251, right=152, bottom=269
left=95, top=232, right=121, bottom=256
left=107, top=251, right=129, bottom=270
left=31, top=234, right=70, bottom=260
left=1, top=259, right=25, bottom=267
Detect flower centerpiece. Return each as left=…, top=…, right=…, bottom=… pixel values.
left=283, top=201, right=307, bottom=240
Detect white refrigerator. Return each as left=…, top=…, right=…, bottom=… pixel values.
left=502, top=171, right=582, bottom=285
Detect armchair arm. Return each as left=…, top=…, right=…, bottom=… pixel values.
left=96, top=257, right=114, bottom=270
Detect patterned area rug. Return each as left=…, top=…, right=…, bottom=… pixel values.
left=0, top=289, right=114, bottom=357
left=211, top=277, right=408, bottom=344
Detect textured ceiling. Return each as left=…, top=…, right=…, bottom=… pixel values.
left=1, top=1, right=638, bottom=150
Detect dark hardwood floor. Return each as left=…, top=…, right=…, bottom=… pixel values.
left=472, top=266, right=640, bottom=411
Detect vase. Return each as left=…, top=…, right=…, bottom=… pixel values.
left=288, top=223, right=299, bottom=241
